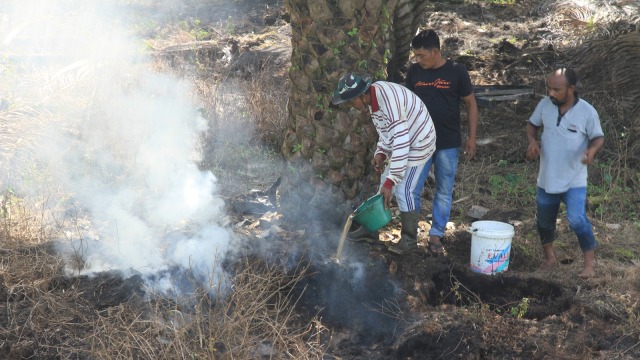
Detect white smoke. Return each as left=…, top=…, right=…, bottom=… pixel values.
left=0, top=0, right=232, bottom=295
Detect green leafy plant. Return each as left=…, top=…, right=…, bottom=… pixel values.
left=383, top=48, right=392, bottom=66
left=588, top=16, right=595, bottom=31
left=510, top=297, right=529, bottom=319
left=330, top=40, right=346, bottom=55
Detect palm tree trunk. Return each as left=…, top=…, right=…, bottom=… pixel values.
left=281, top=0, right=424, bottom=225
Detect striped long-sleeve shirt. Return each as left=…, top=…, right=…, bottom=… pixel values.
left=370, top=81, right=436, bottom=185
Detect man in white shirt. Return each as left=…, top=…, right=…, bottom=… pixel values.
left=526, top=68, right=604, bottom=278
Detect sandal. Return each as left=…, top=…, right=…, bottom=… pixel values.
left=427, top=241, right=447, bottom=257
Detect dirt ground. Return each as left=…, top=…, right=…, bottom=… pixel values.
left=222, top=0, right=640, bottom=359
left=2, top=0, right=639, bottom=359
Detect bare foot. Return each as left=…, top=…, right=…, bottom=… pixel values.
left=428, top=236, right=446, bottom=256
left=579, top=250, right=596, bottom=279
left=578, top=267, right=596, bottom=279
left=538, top=258, right=556, bottom=272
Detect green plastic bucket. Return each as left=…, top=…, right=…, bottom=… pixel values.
left=352, top=194, right=392, bottom=232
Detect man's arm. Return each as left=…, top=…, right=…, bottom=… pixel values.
left=463, top=93, right=478, bottom=159
left=525, top=122, right=541, bottom=160
left=582, top=136, right=604, bottom=165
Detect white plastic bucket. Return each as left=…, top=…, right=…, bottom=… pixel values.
left=468, top=221, right=515, bottom=275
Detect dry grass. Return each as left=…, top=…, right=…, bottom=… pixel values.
left=0, top=208, right=326, bottom=358
left=244, top=64, right=290, bottom=150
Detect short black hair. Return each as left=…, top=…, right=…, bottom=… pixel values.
left=555, top=67, right=578, bottom=86
left=411, top=29, right=440, bottom=50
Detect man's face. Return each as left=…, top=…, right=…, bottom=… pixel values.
left=411, top=48, right=438, bottom=69
left=547, top=74, right=572, bottom=106
left=347, top=95, right=367, bottom=112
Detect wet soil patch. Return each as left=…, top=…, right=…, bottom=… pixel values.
left=430, top=265, right=571, bottom=320
left=293, top=248, right=405, bottom=346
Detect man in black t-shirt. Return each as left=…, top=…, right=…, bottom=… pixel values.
left=405, top=29, right=479, bottom=256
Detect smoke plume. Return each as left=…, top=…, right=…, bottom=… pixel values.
left=0, top=0, right=231, bottom=295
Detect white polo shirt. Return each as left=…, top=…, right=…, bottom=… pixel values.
left=529, top=96, right=604, bottom=194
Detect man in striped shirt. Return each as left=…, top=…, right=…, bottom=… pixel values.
left=332, top=72, right=436, bottom=254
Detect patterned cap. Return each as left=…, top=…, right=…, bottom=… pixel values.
left=331, top=72, right=372, bottom=105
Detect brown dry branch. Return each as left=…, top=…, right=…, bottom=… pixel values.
left=245, top=57, right=290, bottom=149
left=198, top=257, right=323, bottom=358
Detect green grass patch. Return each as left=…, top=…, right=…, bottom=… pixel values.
left=588, top=162, right=639, bottom=221
left=488, top=172, right=536, bottom=206
left=613, top=247, right=638, bottom=261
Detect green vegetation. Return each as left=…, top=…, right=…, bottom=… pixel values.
left=588, top=161, right=638, bottom=220
left=330, top=40, right=346, bottom=55
left=488, top=172, right=535, bottom=205
left=510, top=297, right=529, bottom=319
left=224, top=15, right=236, bottom=35
left=613, top=248, right=638, bottom=261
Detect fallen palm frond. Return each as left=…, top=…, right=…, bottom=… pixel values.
left=551, top=0, right=640, bottom=42
left=573, top=31, right=640, bottom=179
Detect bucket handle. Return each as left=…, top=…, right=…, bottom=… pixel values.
left=467, top=226, right=478, bottom=234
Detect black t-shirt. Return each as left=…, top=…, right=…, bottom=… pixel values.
left=405, top=60, right=473, bottom=149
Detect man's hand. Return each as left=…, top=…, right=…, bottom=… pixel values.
left=582, top=137, right=604, bottom=165
left=380, top=178, right=394, bottom=209
left=526, top=141, right=540, bottom=160
left=582, top=148, right=599, bottom=164
left=372, top=153, right=387, bottom=173
left=525, top=123, right=541, bottom=161
left=380, top=185, right=393, bottom=209
left=464, top=138, right=477, bottom=159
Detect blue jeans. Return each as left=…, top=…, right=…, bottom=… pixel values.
left=536, top=186, right=597, bottom=251
left=416, top=147, right=459, bottom=238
